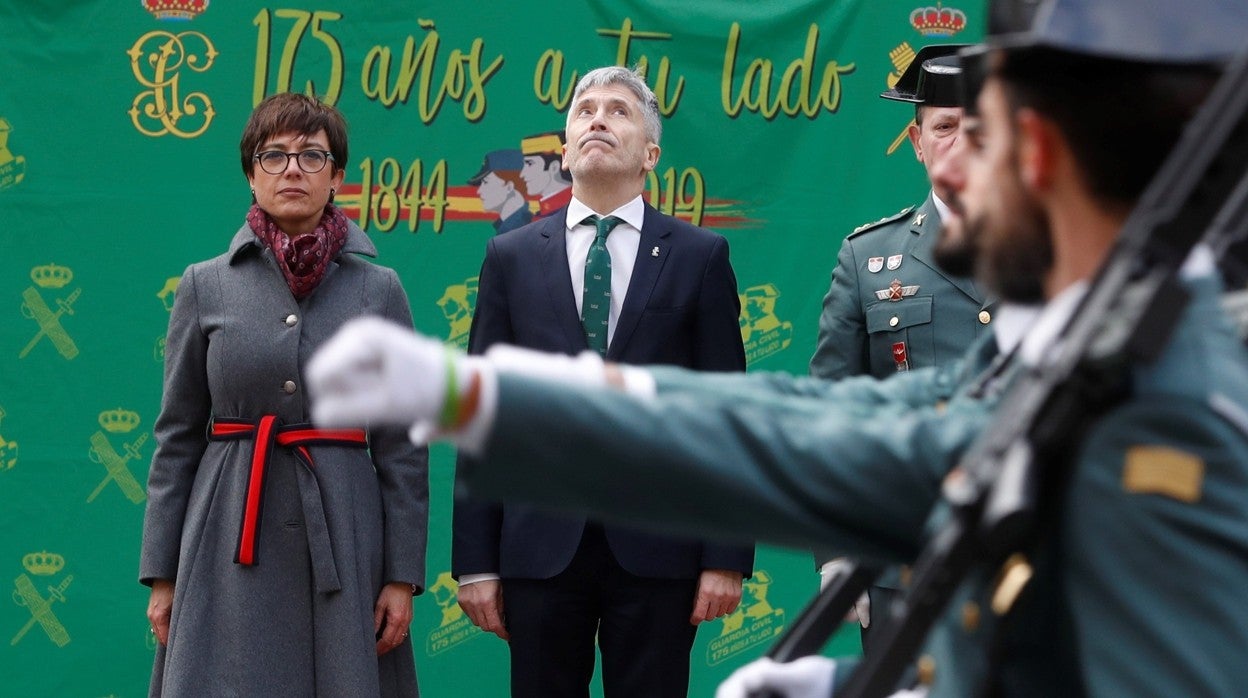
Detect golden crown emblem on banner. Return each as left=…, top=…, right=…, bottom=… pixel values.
left=910, top=4, right=967, bottom=36
left=30, top=263, right=72, bottom=289
left=99, top=408, right=141, bottom=433
left=23, top=550, right=65, bottom=576
left=143, top=0, right=209, bottom=21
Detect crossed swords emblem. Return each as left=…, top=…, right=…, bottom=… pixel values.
left=10, top=573, right=73, bottom=647
left=87, top=431, right=147, bottom=504
left=20, top=286, right=80, bottom=360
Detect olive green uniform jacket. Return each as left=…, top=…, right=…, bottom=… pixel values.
left=810, top=194, right=992, bottom=380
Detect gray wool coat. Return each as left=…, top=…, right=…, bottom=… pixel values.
left=139, top=220, right=428, bottom=697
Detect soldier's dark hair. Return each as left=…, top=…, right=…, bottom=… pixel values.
left=240, top=93, right=348, bottom=178
left=997, top=48, right=1218, bottom=207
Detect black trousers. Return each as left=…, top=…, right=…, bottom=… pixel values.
left=502, top=524, right=699, bottom=698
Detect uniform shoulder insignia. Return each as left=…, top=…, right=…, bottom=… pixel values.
left=1122, top=445, right=1203, bottom=502
left=848, top=206, right=915, bottom=238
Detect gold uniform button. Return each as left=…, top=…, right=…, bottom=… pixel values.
left=961, top=601, right=981, bottom=632
left=889, top=316, right=900, bottom=328
left=916, top=654, right=937, bottom=686
left=285, top=314, right=298, bottom=327
left=978, top=310, right=992, bottom=325
left=283, top=380, right=297, bottom=394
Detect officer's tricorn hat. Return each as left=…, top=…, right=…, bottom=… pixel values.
left=880, top=44, right=968, bottom=106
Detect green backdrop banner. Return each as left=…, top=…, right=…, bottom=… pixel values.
left=0, top=1, right=983, bottom=695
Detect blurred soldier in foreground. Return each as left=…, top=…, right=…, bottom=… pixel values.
left=308, top=0, right=1248, bottom=695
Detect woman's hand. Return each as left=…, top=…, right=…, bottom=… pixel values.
left=374, top=581, right=415, bottom=655
left=147, top=579, right=175, bottom=646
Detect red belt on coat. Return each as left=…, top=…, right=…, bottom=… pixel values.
left=209, top=415, right=367, bottom=594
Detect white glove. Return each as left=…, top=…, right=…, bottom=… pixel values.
left=716, top=656, right=837, bottom=698
left=854, top=592, right=871, bottom=629
left=485, top=344, right=607, bottom=387
left=486, top=344, right=657, bottom=397
left=818, top=559, right=869, bottom=628
left=308, top=316, right=464, bottom=434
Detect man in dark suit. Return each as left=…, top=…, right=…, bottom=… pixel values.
left=451, top=65, right=755, bottom=697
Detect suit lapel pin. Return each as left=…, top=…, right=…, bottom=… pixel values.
left=651, top=246, right=660, bottom=257
left=913, top=212, right=926, bottom=226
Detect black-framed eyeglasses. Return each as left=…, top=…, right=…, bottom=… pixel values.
left=254, top=149, right=334, bottom=175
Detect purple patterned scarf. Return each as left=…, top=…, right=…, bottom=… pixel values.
left=247, top=202, right=349, bottom=299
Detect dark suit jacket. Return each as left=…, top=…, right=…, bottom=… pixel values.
left=452, top=202, right=754, bottom=581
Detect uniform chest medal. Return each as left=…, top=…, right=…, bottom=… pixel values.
left=867, top=254, right=905, bottom=273
left=875, top=279, right=920, bottom=301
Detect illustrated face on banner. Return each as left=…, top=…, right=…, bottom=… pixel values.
left=520, top=155, right=560, bottom=196
left=247, top=129, right=344, bottom=236
left=563, top=84, right=660, bottom=183
left=476, top=172, right=512, bottom=212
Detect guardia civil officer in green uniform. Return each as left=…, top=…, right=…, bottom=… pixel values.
left=308, top=0, right=1248, bottom=695
left=809, top=45, right=991, bottom=653
left=810, top=44, right=992, bottom=381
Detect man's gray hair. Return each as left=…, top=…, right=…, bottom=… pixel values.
left=569, top=65, right=662, bottom=145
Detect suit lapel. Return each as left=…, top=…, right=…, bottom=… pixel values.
left=609, top=203, right=671, bottom=359
left=909, top=195, right=984, bottom=303
left=537, top=214, right=591, bottom=351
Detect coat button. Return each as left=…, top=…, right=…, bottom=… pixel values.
left=978, top=310, right=992, bottom=325
left=961, top=601, right=981, bottom=632
left=283, top=380, right=297, bottom=394
left=889, top=316, right=900, bottom=328
left=916, top=654, right=937, bottom=686
left=285, top=314, right=298, bottom=327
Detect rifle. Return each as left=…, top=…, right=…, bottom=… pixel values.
left=761, top=48, right=1248, bottom=698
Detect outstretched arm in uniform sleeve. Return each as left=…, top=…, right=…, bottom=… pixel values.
left=651, top=363, right=958, bottom=414
left=467, top=373, right=987, bottom=563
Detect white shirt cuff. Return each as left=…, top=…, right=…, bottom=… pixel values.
left=457, top=572, right=500, bottom=586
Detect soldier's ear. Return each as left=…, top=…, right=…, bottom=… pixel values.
left=1015, top=108, right=1058, bottom=193
left=907, top=121, right=923, bottom=163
